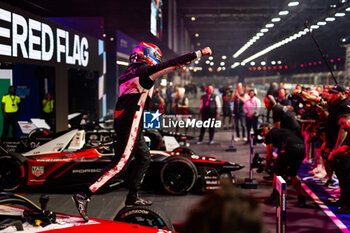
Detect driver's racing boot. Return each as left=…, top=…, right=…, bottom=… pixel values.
left=72, top=192, right=90, bottom=222
left=125, top=194, right=153, bottom=207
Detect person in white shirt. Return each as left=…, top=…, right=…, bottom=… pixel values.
left=244, top=89, right=261, bottom=145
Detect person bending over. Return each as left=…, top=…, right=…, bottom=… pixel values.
left=259, top=123, right=307, bottom=207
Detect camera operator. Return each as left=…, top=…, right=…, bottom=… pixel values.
left=150, top=87, right=165, bottom=113
left=328, top=114, right=350, bottom=214
left=259, top=123, right=307, bottom=207
left=320, top=85, right=350, bottom=188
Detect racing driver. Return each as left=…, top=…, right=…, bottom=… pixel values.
left=73, top=42, right=212, bottom=222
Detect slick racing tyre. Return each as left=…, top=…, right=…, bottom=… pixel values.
left=114, top=205, right=175, bottom=231
left=0, top=154, right=26, bottom=191
left=160, top=156, right=198, bottom=195
left=172, top=146, right=196, bottom=156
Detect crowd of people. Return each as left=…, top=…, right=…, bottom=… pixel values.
left=260, top=83, right=350, bottom=213
left=152, top=80, right=350, bottom=214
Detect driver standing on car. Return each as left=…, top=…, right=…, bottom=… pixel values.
left=73, top=42, right=212, bottom=222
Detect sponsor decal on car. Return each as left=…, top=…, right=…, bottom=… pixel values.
left=72, top=169, right=102, bottom=174
left=32, top=166, right=44, bottom=177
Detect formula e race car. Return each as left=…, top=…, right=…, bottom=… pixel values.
left=0, top=128, right=244, bottom=195
left=0, top=192, right=175, bottom=232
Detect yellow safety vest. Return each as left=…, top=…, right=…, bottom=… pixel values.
left=2, top=94, right=20, bottom=113
left=42, top=99, right=54, bottom=113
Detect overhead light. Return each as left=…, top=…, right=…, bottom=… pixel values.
left=233, top=42, right=253, bottom=58
left=261, top=28, right=269, bottom=33
left=335, top=12, right=346, bottom=17
left=317, top=21, right=327, bottom=26
left=231, top=62, right=240, bottom=69
left=257, top=32, right=264, bottom=36
left=220, top=62, right=225, bottom=66
left=250, top=61, right=255, bottom=66
left=117, top=60, right=129, bottom=66
left=325, top=17, right=336, bottom=21
left=241, top=62, right=246, bottom=66
left=195, top=33, right=199, bottom=37
left=208, top=56, right=213, bottom=60
left=311, top=25, right=320, bottom=29
left=191, top=17, right=196, bottom=21
left=288, top=1, right=299, bottom=7
left=205, top=60, right=210, bottom=64
left=266, top=23, right=274, bottom=28
left=279, top=11, right=289, bottom=15
left=346, top=7, right=350, bottom=11
left=271, top=17, right=281, bottom=22
left=222, top=55, right=227, bottom=59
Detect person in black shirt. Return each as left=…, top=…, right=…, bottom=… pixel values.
left=221, top=86, right=233, bottom=129
left=266, top=82, right=278, bottom=122
left=264, top=95, right=300, bottom=134
left=328, top=114, right=350, bottom=214
left=277, top=88, right=291, bottom=106
left=232, top=82, right=247, bottom=141
left=197, top=85, right=221, bottom=144
left=73, top=42, right=212, bottom=222
left=259, top=123, right=307, bottom=207
left=322, top=85, right=350, bottom=187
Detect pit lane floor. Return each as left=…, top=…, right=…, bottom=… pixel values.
left=19, top=129, right=343, bottom=233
